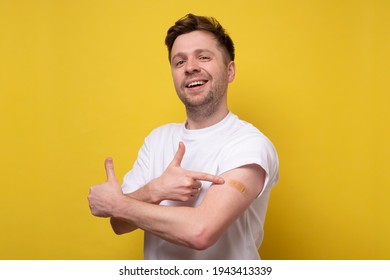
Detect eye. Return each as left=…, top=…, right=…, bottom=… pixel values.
left=175, top=60, right=185, bottom=67
left=199, top=56, right=210, bottom=61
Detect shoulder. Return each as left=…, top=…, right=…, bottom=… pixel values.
left=225, top=114, right=276, bottom=153
left=220, top=114, right=279, bottom=187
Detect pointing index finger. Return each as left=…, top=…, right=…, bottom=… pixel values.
left=188, top=171, right=225, bottom=185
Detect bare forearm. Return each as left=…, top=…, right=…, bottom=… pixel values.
left=110, top=181, right=162, bottom=234
left=126, top=180, right=162, bottom=204
left=109, top=143, right=226, bottom=236
left=110, top=165, right=262, bottom=248
left=112, top=196, right=211, bottom=249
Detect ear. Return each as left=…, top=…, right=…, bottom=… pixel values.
left=227, top=61, right=236, bottom=83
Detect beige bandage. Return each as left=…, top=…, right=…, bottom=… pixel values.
left=227, top=179, right=246, bottom=193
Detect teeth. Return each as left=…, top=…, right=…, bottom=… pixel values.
left=187, top=81, right=205, bottom=88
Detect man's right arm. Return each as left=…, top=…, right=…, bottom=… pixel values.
left=110, top=177, right=169, bottom=234
left=109, top=142, right=224, bottom=235
left=109, top=184, right=158, bottom=234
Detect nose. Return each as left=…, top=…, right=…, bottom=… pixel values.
left=185, top=57, right=200, bottom=74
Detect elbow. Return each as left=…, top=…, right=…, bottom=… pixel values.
left=111, top=222, right=125, bottom=235
left=187, top=224, right=219, bottom=251
left=110, top=218, right=134, bottom=235
left=112, top=226, right=125, bottom=235
left=191, top=240, right=212, bottom=251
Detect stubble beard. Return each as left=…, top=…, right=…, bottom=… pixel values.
left=179, top=83, right=227, bottom=122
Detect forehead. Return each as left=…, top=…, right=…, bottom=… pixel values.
left=171, top=31, right=220, bottom=56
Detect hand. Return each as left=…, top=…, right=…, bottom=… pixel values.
left=88, top=157, right=124, bottom=217
left=149, top=142, right=225, bottom=202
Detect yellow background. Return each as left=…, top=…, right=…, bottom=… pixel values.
left=1, top=0, right=389, bottom=259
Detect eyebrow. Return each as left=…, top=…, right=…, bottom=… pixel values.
left=171, top=49, right=215, bottom=62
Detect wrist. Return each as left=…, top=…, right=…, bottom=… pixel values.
left=111, top=194, right=130, bottom=219
left=145, top=178, right=163, bottom=204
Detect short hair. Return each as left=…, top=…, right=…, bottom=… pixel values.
left=165, top=14, right=235, bottom=63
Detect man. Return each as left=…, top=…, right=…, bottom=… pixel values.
left=88, top=14, right=279, bottom=260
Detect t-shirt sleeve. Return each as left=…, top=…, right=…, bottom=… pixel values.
left=122, top=138, right=151, bottom=194
left=218, top=133, right=279, bottom=197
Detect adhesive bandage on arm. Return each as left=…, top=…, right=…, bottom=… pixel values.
left=227, top=179, right=246, bottom=193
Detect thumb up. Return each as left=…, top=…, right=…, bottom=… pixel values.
left=88, top=157, right=122, bottom=218
left=105, top=157, right=119, bottom=184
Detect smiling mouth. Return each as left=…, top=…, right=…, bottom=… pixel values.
left=185, top=80, right=208, bottom=88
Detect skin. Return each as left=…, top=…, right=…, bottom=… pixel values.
left=170, top=31, right=235, bottom=129
left=88, top=30, right=266, bottom=250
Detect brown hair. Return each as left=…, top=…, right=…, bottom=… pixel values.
left=165, top=14, right=235, bottom=63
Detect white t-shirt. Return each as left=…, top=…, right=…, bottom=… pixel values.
left=122, top=112, right=279, bottom=259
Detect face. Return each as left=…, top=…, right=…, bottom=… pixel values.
left=170, top=31, right=235, bottom=117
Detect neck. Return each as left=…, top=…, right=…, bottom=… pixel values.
left=185, top=107, right=229, bottom=129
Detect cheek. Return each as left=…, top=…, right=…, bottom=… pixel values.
left=171, top=71, right=182, bottom=88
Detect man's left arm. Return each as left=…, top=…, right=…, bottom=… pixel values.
left=88, top=163, right=265, bottom=250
